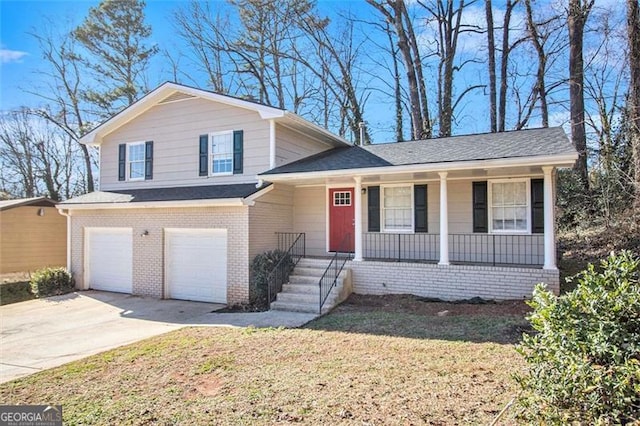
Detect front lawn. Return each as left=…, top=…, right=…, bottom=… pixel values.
left=0, top=295, right=529, bottom=425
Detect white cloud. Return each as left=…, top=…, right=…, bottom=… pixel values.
left=0, top=48, right=28, bottom=64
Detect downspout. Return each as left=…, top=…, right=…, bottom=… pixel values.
left=57, top=208, right=72, bottom=271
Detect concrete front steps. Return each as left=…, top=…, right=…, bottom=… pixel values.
left=270, top=257, right=353, bottom=314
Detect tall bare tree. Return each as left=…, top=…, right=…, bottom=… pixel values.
left=485, top=0, right=497, bottom=132
left=420, top=0, right=484, bottom=137
left=367, top=0, right=432, bottom=140
left=31, top=25, right=96, bottom=193
left=627, top=0, right=640, bottom=209
left=0, top=109, right=78, bottom=200
left=568, top=0, right=595, bottom=190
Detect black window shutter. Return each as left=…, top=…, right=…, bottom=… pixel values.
left=368, top=186, right=380, bottom=232
left=199, top=135, right=208, bottom=176
left=472, top=181, right=488, bottom=233
left=233, top=130, right=243, bottom=174
left=414, top=184, right=428, bottom=232
left=144, top=141, right=153, bottom=180
left=118, top=143, right=126, bottom=181
left=531, top=178, right=544, bottom=233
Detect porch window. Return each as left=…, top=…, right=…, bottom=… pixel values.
left=382, top=185, right=413, bottom=232
left=210, top=132, right=233, bottom=175
left=489, top=180, right=529, bottom=232
left=127, top=142, right=145, bottom=181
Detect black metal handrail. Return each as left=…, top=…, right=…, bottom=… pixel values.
left=266, top=232, right=305, bottom=305
left=318, top=233, right=352, bottom=313
left=449, top=233, right=544, bottom=266
left=363, top=232, right=439, bottom=262
left=362, top=232, right=544, bottom=266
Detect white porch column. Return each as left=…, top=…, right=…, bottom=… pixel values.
left=269, top=119, right=276, bottom=169
left=438, top=172, right=449, bottom=265
left=353, top=176, right=363, bottom=261
left=542, top=166, right=556, bottom=270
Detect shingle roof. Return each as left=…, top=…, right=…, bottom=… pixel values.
left=262, top=146, right=391, bottom=175
left=260, top=127, right=575, bottom=175
left=59, top=183, right=268, bottom=205
left=0, top=197, right=57, bottom=211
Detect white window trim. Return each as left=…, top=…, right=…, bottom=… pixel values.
left=488, top=178, right=531, bottom=234
left=209, top=130, right=234, bottom=176
left=380, top=183, right=414, bottom=233
left=332, top=191, right=352, bottom=206
left=126, top=141, right=145, bottom=182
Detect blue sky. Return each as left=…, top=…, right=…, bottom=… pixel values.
left=1, top=0, right=182, bottom=111
left=0, top=0, right=625, bottom=142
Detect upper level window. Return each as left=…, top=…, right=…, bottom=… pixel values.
left=489, top=180, right=529, bottom=232
left=382, top=185, right=413, bottom=232
left=210, top=132, right=233, bottom=175
left=127, top=142, right=145, bottom=181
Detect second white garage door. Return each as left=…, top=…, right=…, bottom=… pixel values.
left=165, top=228, right=228, bottom=303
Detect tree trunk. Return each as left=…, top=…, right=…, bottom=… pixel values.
left=627, top=0, right=640, bottom=209
left=485, top=0, right=497, bottom=133
left=525, top=0, right=549, bottom=127
left=568, top=0, right=594, bottom=191
left=498, top=0, right=514, bottom=132
left=385, top=25, right=404, bottom=142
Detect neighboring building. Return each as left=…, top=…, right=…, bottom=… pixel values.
left=1, top=197, right=67, bottom=274
left=58, top=82, right=577, bottom=309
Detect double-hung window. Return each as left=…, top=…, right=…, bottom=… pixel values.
left=382, top=185, right=413, bottom=232
left=210, top=132, right=233, bottom=175
left=489, top=180, right=529, bottom=232
left=127, top=142, right=146, bottom=181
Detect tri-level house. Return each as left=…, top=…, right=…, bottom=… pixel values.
left=58, top=82, right=577, bottom=312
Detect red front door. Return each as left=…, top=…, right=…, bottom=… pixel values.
left=329, top=188, right=355, bottom=252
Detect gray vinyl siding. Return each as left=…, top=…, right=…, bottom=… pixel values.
left=293, top=186, right=326, bottom=256
left=275, top=124, right=331, bottom=167
left=248, top=185, right=294, bottom=259
left=100, top=97, right=270, bottom=190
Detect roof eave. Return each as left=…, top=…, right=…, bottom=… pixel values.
left=260, top=153, right=579, bottom=181
left=56, top=197, right=247, bottom=210
left=279, top=112, right=352, bottom=147
left=79, top=82, right=286, bottom=146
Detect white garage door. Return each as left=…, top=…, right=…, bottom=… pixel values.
left=165, top=228, right=227, bottom=303
left=85, top=227, right=133, bottom=293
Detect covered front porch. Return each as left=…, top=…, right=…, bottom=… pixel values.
left=271, top=165, right=558, bottom=271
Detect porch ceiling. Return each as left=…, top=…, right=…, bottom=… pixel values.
left=265, top=164, right=549, bottom=187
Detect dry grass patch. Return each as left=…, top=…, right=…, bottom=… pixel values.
left=0, top=295, right=528, bottom=425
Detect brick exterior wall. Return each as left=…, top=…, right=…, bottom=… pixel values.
left=69, top=206, right=250, bottom=304
left=348, top=260, right=560, bottom=300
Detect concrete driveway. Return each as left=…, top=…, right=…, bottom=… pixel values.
left=0, top=291, right=318, bottom=383
left=0, top=291, right=223, bottom=383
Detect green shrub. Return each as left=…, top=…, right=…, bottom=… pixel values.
left=250, top=250, right=293, bottom=310
left=30, top=267, right=74, bottom=297
left=0, top=280, right=34, bottom=305
left=515, top=251, right=640, bottom=424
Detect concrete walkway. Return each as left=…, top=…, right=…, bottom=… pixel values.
left=0, top=291, right=317, bottom=383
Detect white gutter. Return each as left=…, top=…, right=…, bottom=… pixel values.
left=58, top=198, right=247, bottom=210
left=57, top=208, right=72, bottom=271
left=260, top=153, right=579, bottom=182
